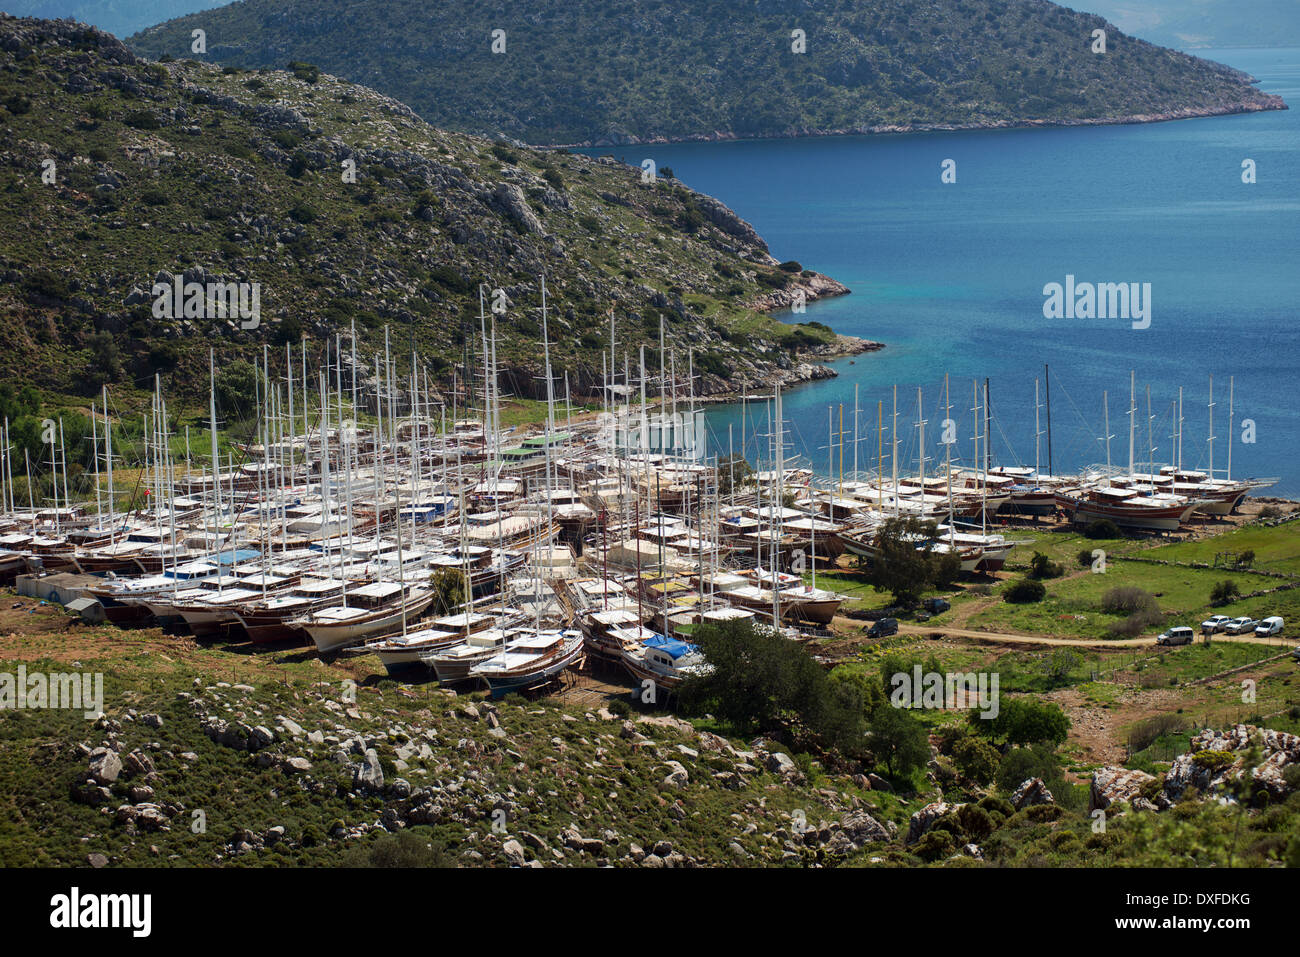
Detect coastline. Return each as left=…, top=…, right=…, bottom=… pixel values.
left=552, top=98, right=1288, bottom=150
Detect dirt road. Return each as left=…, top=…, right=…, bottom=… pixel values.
left=894, top=622, right=1297, bottom=651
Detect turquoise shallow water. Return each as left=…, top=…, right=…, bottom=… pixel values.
left=583, top=48, right=1300, bottom=495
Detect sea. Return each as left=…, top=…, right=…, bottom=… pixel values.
left=582, top=48, right=1300, bottom=497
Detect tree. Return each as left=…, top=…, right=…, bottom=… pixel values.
left=0, top=384, right=39, bottom=422
left=342, top=830, right=448, bottom=867
left=1043, top=648, right=1080, bottom=688
left=1084, top=519, right=1122, bottom=539
left=1210, top=580, right=1240, bottom=606
left=429, top=568, right=466, bottom=616
left=952, top=735, right=1000, bottom=785
left=87, top=330, right=121, bottom=387
left=215, top=359, right=259, bottom=418
left=867, top=705, right=930, bottom=778
left=1003, top=578, right=1045, bottom=603
left=716, top=453, right=753, bottom=497
left=857, top=515, right=959, bottom=608
left=678, top=618, right=867, bottom=757
left=1028, top=551, right=1063, bottom=579
left=972, top=697, right=1070, bottom=747
left=995, top=744, right=1064, bottom=793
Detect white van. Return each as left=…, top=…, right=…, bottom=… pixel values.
left=1157, top=626, right=1194, bottom=646
left=1255, top=616, right=1284, bottom=637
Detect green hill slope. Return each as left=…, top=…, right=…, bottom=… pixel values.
left=0, top=15, right=850, bottom=406
left=127, top=0, right=1286, bottom=147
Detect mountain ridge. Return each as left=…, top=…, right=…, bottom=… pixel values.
left=126, top=0, right=1286, bottom=148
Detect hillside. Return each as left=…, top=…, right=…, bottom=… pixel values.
left=127, top=0, right=1287, bottom=147
left=0, top=15, right=854, bottom=408
left=3, top=589, right=1298, bottom=869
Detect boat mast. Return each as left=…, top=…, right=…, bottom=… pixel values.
left=209, top=350, right=220, bottom=546
left=0, top=418, right=8, bottom=516
left=983, top=378, right=991, bottom=475
left=890, top=385, right=898, bottom=517
left=1030, top=377, right=1040, bottom=479
left=1102, top=391, right=1111, bottom=473
left=853, top=383, right=859, bottom=480
left=50, top=412, right=59, bottom=537
left=286, top=342, right=294, bottom=499
left=1044, top=364, right=1053, bottom=477
left=1146, top=385, right=1154, bottom=476
left=321, top=368, right=337, bottom=588
left=90, top=400, right=102, bottom=527
left=971, top=379, right=979, bottom=516
left=540, top=273, right=556, bottom=573
left=916, top=387, right=925, bottom=487
left=1128, top=370, right=1136, bottom=481
left=944, top=374, right=954, bottom=542
left=341, top=339, right=355, bottom=560
left=1227, top=376, right=1234, bottom=482
left=25, top=448, right=35, bottom=530
left=301, top=338, right=309, bottom=460
left=980, top=381, right=988, bottom=535
left=1177, top=387, right=1184, bottom=473
left=838, top=403, right=844, bottom=497
left=1207, top=375, right=1215, bottom=480
left=876, top=400, right=883, bottom=509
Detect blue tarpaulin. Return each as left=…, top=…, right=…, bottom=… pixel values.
left=642, top=634, right=697, bottom=658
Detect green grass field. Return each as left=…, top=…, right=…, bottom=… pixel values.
left=1141, top=522, right=1300, bottom=575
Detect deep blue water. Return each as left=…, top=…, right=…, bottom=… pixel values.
left=584, top=48, right=1300, bottom=496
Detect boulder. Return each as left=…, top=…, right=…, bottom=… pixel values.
left=866, top=773, right=893, bottom=792
left=906, top=801, right=957, bottom=845
left=127, top=784, right=155, bottom=803
left=123, top=749, right=154, bottom=776
left=490, top=183, right=544, bottom=235
left=352, top=748, right=385, bottom=792
left=661, top=760, right=689, bottom=789
left=501, top=839, right=527, bottom=867
left=1164, top=724, right=1300, bottom=804
left=1011, top=777, right=1055, bottom=810
left=765, top=751, right=799, bottom=778
left=277, top=717, right=304, bottom=738
left=1089, top=766, right=1156, bottom=812
left=88, top=748, right=122, bottom=785
left=837, top=810, right=890, bottom=848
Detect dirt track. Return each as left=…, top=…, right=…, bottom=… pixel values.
left=895, top=622, right=1296, bottom=651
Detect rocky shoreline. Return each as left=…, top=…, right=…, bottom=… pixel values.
left=692, top=334, right=884, bottom=401
left=776, top=333, right=883, bottom=392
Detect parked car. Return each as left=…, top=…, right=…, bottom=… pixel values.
left=1255, top=616, right=1285, bottom=637
left=1292, top=646, right=1300, bottom=663
left=1200, top=615, right=1232, bottom=634
left=922, top=597, right=951, bottom=614
left=1157, top=626, right=1194, bottom=646
left=1224, top=617, right=1258, bottom=635
left=866, top=617, right=898, bottom=639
